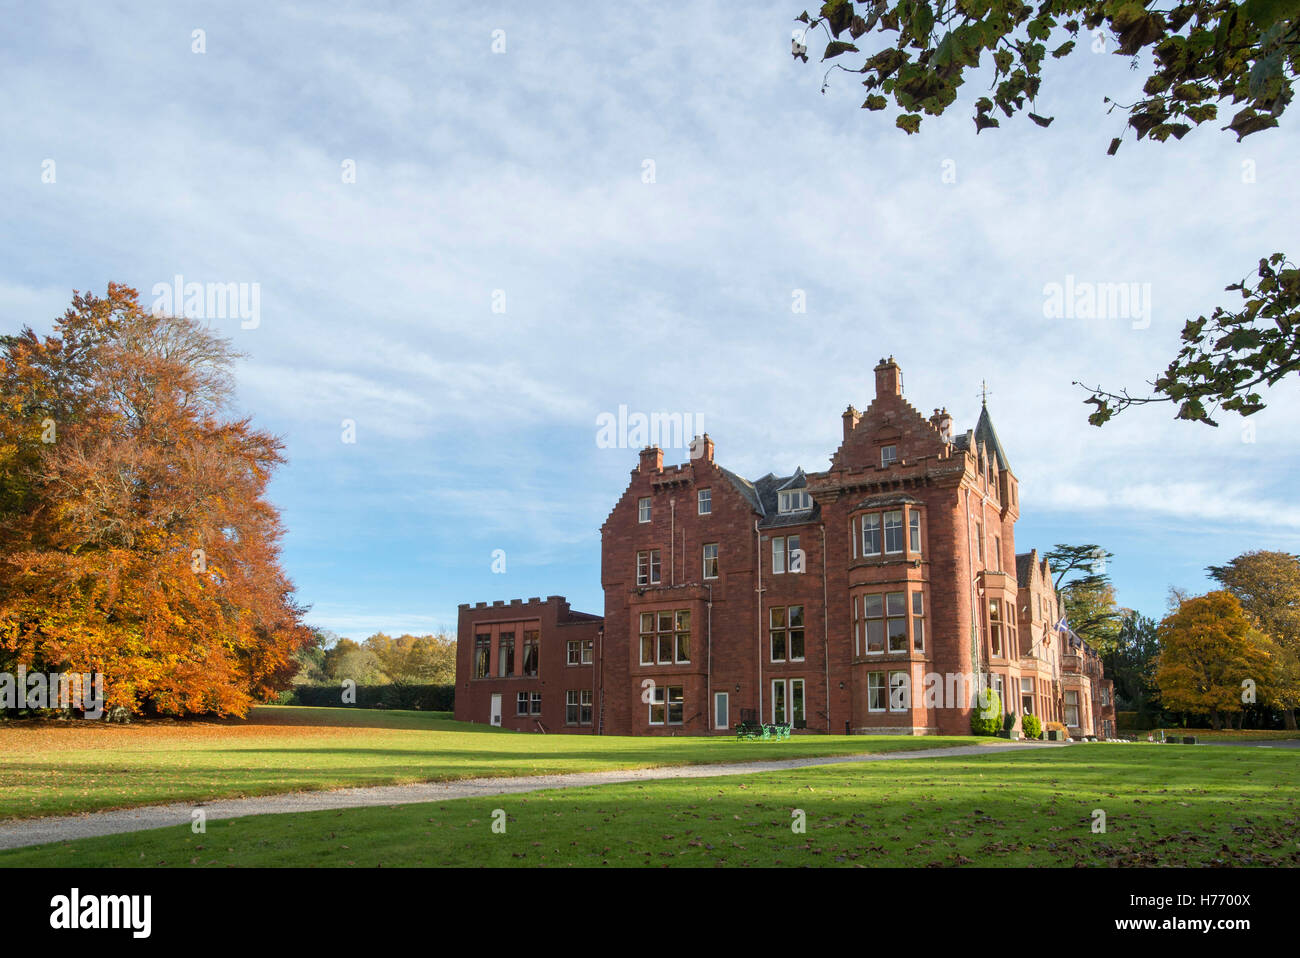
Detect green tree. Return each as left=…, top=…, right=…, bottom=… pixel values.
left=1102, top=610, right=1161, bottom=716
left=1046, top=544, right=1123, bottom=653
left=796, top=0, right=1300, bottom=426
left=321, top=637, right=384, bottom=685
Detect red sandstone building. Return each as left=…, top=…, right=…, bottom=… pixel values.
left=456, top=358, right=1114, bottom=738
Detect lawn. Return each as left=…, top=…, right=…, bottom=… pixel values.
left=0, top=705, right=977, bottom=820
left=4, top=743, right=1296, bottom=867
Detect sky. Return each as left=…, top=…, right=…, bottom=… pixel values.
left=3, top=1, right=1297, bottom=638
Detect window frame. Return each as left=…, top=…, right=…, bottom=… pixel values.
left=638, top=497, right=651, bottom=523
left=703, top=543, right=719, bottom=580
left=867, top=672, right=887, bottom=712
left=886, top=592, right=907, bottom=652
left=888, top=670, right=909, bottom=712
left=636, top=549, right=662, bottom=587
left=697, top=488, right=711, bottom=515
left=883, top=510, right=904, bottom=555
left=768, top=605, right=805, bottom=663
left=861, top=513, right=881, bottom=557
left=911, top=591, right=925, bottom=652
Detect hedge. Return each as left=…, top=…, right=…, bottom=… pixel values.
left=285, top=684, right=455, bottom=711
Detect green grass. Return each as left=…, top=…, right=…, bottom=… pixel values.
left=0, top=705, right=978, bottom=820
left=6, top=744, right=1296, bottom=867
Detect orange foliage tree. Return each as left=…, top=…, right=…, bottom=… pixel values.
left=0, top=284, right=310, bottom=716
left=1153, top=590, right=1273, bottom=730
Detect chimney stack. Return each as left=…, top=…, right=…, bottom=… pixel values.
left=842, top=405, right=861, bottom=441
left=874, top=355, right=902, bottom=399
left=689, top=433, right=715, bottom=463
left=929, top=407, right=953, bottom=442
left=639, top=445, right=663, bottom=474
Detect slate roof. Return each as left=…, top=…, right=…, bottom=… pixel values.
left=974, top=403, right=1011, bottom=471
left=717, top=466, right=820, bottom=528
left=1015, top=552, right=1036, bottom=587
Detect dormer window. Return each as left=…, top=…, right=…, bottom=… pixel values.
left=777, top=490, right=812, bottom=513
left=880, top=445, right=898, bottom=467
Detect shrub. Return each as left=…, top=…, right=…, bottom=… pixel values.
left=285, top=684, right=455, bottom=711
left=970, top=688, right=1002, bottom=735
left=1022, top=713, right=1042, bottom=739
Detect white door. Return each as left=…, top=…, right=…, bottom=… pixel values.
left=490, top=693, right=503, bottom=726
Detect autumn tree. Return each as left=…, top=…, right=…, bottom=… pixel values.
left=0, top=284, right=311, bottom=716
left=796, top=0, right=1300, bottom=426
left=1153, top=590, right=1272, bottom=728
left=1207, top=549, right=1300, bottom=726
left=1046, top=543, right=1123, bottom=652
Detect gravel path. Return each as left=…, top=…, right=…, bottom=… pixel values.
left=0, top=740, right=1066, bottom=851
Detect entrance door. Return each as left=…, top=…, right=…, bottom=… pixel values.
left=714, top=692, right=729, bottom=730
left=490, top=693, right=503, bottom=726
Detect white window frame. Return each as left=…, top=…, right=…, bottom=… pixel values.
left=862, top=514, right=881, bottom=557
left=649, top=686, right=666, bottom=725
left=516, top=691, right=529, bottom=716
left=638, top=497, right=651, bottom=523
left=909, top=511, right=921, bottom=554
left=703, top=543, right=719, bottom=580
left=867, top=672, right=887, bottom=712
left=883, top=510, right=904, bottom=555
left=886, top=592, right=907, bottom=652
left=636, top=549, right=661, bottom=587
left=771, top=679, right=786, bottom=725
left=888, top=671, right=909, bottom=712
left=863, top=594, right=884, bottom=654
left=772, top=536, right=786, bottom=574
left=777, top=490, right=811, bottom=514
left=881, top=445, right=898, bottom=467
left=787, top=535, right=802, bottom=573
left=853, top=595, right=861, bottom=656
left=697, top=488, right=711, bottom=515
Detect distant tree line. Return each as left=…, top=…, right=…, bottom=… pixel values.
left=291, top=630, right=457, bottom=687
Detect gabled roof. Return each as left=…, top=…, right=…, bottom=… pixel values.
left=718, top=466, right=820, bottom=528
left=974, top=403, right=1011, bottom=472
left=1015, top=552, right=1036, bottom=587
left=718, top=466, right=763, bottom=515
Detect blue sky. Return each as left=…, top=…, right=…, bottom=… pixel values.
left=3, top=1, right=1298, bottom=637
